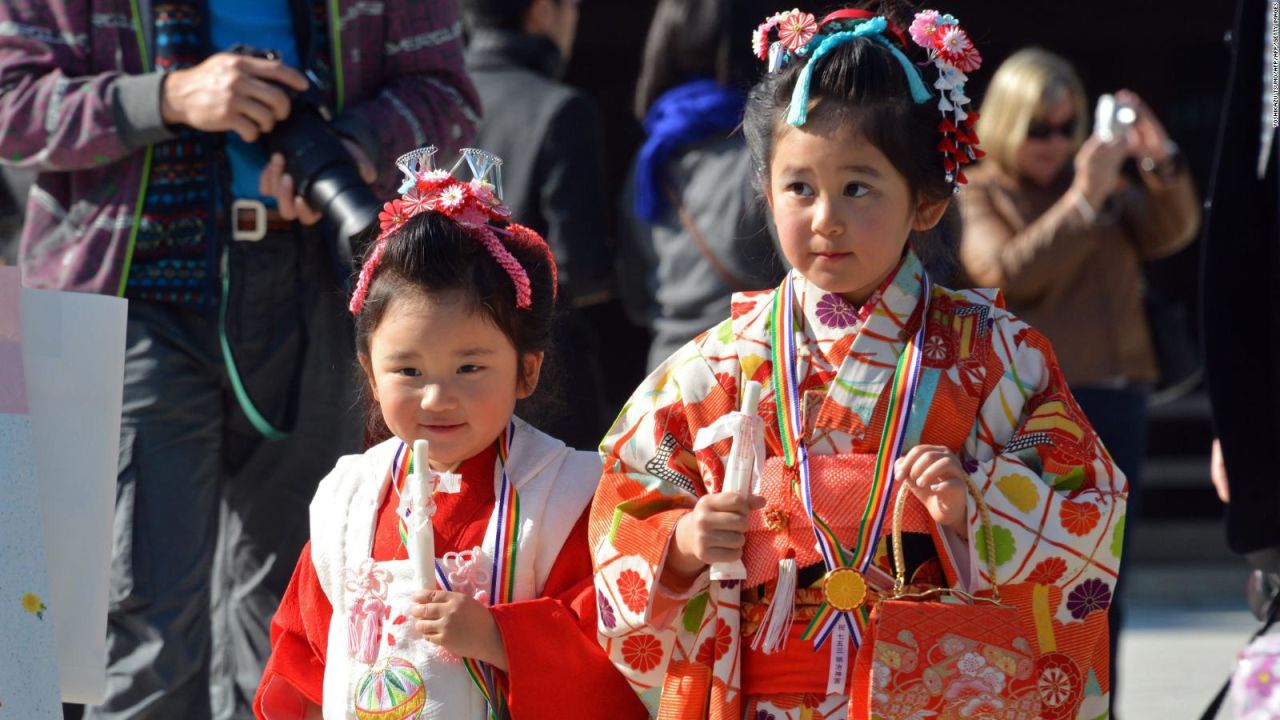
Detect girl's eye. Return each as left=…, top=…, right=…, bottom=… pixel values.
left=785, top=181, right=814, bottom=198
left=395, top=368, right=422, bottom=377
left=457, top=364, right=484, bottom=374
left=844, top=182, right=870, bottom=198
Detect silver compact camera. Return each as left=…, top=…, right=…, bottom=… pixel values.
left=1093, top=93, right=1137, bottom=144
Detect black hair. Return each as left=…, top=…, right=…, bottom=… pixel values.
left=460, top=0, right=560, bottom=32
left=353, top=211, right=558, bottom=443
left=741, top=1, right=960, bottom=280
left=633, top=0, right=782, bottom=119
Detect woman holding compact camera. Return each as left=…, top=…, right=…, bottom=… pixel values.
left=956, top=46, right=1199, bottom=714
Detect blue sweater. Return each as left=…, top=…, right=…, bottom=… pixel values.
left=209, top=0, right=299, bottom=204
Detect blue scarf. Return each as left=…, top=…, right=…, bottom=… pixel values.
left=634, top=79, right=745, bottom=222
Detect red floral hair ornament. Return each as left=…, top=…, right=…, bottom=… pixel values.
left=348, top=147, right=558, bottom=315
left=753, top=9, right=818, bottom=67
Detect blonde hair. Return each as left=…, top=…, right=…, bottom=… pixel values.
left=976, top=48, right=1089, bottom=178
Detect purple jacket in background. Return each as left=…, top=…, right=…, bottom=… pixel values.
left=0, top=0, right=480, bottom=295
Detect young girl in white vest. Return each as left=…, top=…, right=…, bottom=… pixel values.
left=254, top=147, right=647, bottom=720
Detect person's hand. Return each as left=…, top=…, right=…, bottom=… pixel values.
left=665, top=491, right=765, bottom=583
left=1072, top=133, right=1129, bottom=209
left=258, top=140, right=375, bottom=225
left=1115, top=89, right=1173, bottom=163
left=410, top=589, right=508, bottom=671
left=161, top=52, right=309, bottom=142
left=1211, top=438, right=1230, bottom=503
left=896, top=445, right=968, bottom=536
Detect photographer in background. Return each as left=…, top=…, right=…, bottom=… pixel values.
left=460, top=0, right=616, bottom=449
left=0, top=0, right=477, bottom=717
left=954, top=47, right=1200, bottom=717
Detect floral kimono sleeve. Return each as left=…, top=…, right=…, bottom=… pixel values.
left=491, top=510, right=649, bottom=720
left=589, top=328, right=739, bottom=704
left=957, top=308, right=1127, bottom=619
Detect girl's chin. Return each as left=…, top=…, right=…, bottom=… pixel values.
left=419, top=445, right=468, bottom=471
left=392, top=428, right=469, bottom=465
left=804, top=270, right=867, bottom=295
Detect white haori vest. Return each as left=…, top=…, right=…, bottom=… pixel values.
left=310, top=418, right=600, bottom=719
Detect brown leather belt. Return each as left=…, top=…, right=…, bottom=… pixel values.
left=231, top=198, right=295, bottom=241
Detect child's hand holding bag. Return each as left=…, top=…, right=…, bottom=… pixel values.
left=850, top=475, right=1043, bottom=718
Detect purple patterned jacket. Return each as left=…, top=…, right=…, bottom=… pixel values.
left=0, top=0, right=479, bottom=295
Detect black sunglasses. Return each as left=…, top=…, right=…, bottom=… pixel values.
left=1025, top=119, right=1077, bottom=140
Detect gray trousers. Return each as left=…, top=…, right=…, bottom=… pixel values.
left=87, top=233, right=363, bottom=719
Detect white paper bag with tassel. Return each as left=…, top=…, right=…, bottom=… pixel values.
left=692, top=381, right=764, bottom=703
left=692, top=381, right=765, bottom=581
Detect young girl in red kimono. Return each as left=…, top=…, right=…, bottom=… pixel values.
left=254, top=147, right=646, bottom=720
left=591, top=5, right=1126, bottom=719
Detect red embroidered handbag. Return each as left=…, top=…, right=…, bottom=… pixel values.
left=850, top=477, right=1043, bottom=719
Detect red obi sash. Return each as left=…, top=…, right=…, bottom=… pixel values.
left=743, top=454, right=935, bottom=588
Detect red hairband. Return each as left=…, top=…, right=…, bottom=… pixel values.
left=348, top=147, right=558, bottom=315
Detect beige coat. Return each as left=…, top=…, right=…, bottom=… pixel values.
left=957, top=161, right=1201, bottom=386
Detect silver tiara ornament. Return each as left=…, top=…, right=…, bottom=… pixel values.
left=394, top=145, right=441, bottom=195
left=353, top=145, right=536, bottom=315
left=451, top=148, right=505, bottom=202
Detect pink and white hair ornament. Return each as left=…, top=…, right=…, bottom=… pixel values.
left=348, top=146, right=556, bottom=315
left=753, top=9, right=819, bottom=60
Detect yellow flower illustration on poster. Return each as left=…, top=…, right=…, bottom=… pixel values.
left=21, top=592, right=47, bottom=620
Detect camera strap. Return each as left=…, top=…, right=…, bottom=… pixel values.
left=217, top=245, right=300, bottom=440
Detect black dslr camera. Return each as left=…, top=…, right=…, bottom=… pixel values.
left=229, top=45, right=380, bottom=267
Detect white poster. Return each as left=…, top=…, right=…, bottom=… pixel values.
left=0, top=266, right=61, bottom=719
left=22, top=284, right=127, bottom=704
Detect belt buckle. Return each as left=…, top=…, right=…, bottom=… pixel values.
left=231, top=198, right=268, bottom=242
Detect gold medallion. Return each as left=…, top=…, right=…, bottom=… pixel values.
left=823, top=567, right=868, bottom=611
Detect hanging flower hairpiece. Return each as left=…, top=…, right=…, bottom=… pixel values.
left=907, top=10, right=985, bottom=186
left=348, top=146, right=557, bottom=315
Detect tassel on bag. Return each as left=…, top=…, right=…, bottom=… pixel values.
left=752, top=550, right=797, bottom=654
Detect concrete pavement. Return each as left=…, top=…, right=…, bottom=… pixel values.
left=1117, top=562, right=1257, bottom=719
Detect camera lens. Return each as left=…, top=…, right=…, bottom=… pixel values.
left=312, top=174, right=379, bottom=257
left=261, top=106, right=380, bottom=267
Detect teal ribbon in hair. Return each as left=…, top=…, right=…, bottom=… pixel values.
left=786, top=16, right=933, bottom=126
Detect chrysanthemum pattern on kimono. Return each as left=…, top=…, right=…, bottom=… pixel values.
left=589, top=249, right=1126, bottom=720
